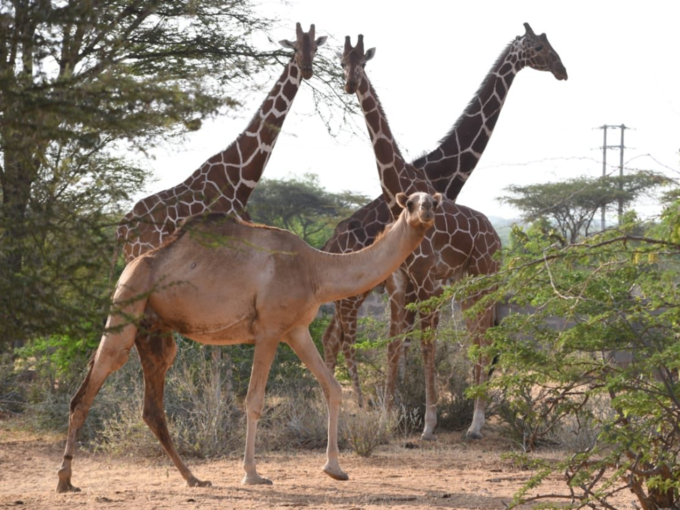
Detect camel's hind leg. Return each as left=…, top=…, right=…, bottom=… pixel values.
left=135, top=331, right=211, bottom=487
left=57, top=259, right=150, bottom=493
left=56, top=317, right=139, bottom=492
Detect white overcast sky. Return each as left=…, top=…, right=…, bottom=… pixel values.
left=145, top=0, right=680, bottom=223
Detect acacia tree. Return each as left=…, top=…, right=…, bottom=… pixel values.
left=0, top=0, right=349, bottom=348
left=427, top=200, right=680, bottom=508
left=247, top=173, right=369, bottom=248
left=501, top=172, right=668, bottom=244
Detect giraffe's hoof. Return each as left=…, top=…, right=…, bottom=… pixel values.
left=323, top=465, right=349, bottom=481
left=421, top=432, right=436, bottom=441
left=187, top=477, right=212, bottom=488
left=466, top=430, right=483, bottom=440
left=241, top=474, right=273, bottom=485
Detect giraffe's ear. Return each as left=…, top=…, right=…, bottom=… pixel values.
left=279, top=39, right=296, bottom=50
left=396, top=193, right=408, bottom=209
left=316, top=36, right=328, bottom=47
left=365, top=47, right=376, bottom=61
left=335, top=50, right=343, bottom=61
left=432, top=193, right=442, bottom=209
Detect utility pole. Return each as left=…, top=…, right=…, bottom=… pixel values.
left=597, top=124, right=629, bottom=227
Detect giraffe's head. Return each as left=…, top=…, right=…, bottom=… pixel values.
left=520, top=23, right=568, bottom=81
left=396, top=192, right=442, bottom=231
left=337, top=35, right=376, bottom=94
left=279, top=23, right=327, bottom=80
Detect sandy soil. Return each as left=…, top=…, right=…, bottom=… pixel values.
left=0, top=423, right=636, bottom=509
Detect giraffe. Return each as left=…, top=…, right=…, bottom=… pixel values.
left=57, top=190, right=440, bottom=491
left=322, top=24, right=567, bottom=439
left=321, top=34, right=500, bottom=441
left=117, top=22, right=327, bottom=262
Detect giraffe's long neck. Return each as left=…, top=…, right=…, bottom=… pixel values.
left=356, top=76, right=429, bottom=218
left=413, top=37, right=526, bottom=202
left=181, top=57, right=304, bottom=214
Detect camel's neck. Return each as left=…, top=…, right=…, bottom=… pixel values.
left=413, top=38, right=526, bottom=202
left=180, top=58, right=303, bottom=213
left=356, top=76, right=429, bottom=219
left=314, top=214, right=425, bottom=304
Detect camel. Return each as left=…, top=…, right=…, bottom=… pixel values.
left=57, top=190, right=441, bottom=492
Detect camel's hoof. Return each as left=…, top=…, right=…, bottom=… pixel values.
left=187, top=477, right=212, bottom=488
left=323, top=466, right=349, bottom=481
left=241, top=474, right=273, bottom=485
left=466, top=430, right=483, bottom=440
left=56, top=481, right=81, bottom=493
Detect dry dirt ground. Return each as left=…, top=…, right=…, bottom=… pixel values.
left=0, top=422, right=637, bottom=509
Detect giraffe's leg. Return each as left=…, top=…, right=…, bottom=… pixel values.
left=465, top=300, right=496, bottom=440
left=57, top=263, right=149, bottom=493
left=385, top=271, right=408, bottom=411
left=285, top=326, right=347, bottom=481
left=322, top=313, right=343, bottom=372
left=419, top=308, right=440, bottom=441
left=135, top=332, right=211, bottom=487
left=242, top=336, right=279, bottom=485
left=338, top=293, right=368, bottom=408
left=397, top=284, right=418, bottom=383
left=410, top=277, right=444, bottom=441
left=465, top=246, right=501, bottom=441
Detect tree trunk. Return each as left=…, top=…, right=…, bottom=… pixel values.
left=1, top=146, right=40, bottom=348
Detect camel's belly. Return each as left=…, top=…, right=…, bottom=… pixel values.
left=174, top=314, right=257, bottom=345
left=148, top=289, right=258, bottom=344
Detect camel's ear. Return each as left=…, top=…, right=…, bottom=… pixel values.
left=279, top=39, right=296, bottom=50
left=316, top=36, right=328, bottom=47
left=365, top=47, right=376, bottom=61
left=396, top=192, right=408, bottom=209
left=433, top=192, right=442, bottom=209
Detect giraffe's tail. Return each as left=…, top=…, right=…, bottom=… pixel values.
left=108, top=236, right=123, bottom=286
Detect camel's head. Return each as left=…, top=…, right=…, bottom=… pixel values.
left=279, top=23, right=327, bottom=80
left=519, top=23, right=568, bottom=81
left=338, top=34, right=375, bottom=94
left=396, top=192, right=442, bottom=231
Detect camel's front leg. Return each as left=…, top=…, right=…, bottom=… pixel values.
left=286, top=326, right=348, bottom=481
left=242, top=337, right=278, bottom=485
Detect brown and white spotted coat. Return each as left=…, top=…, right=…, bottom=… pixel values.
left=117, top=23, right=327, bottom=262
left=323, top=25, right=566, bottom=440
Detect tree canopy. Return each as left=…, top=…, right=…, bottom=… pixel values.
left=247, top=173, right=370, bottom=248
left=0, top=0, right=349, bottom=347
left=501, top=172, right=669, bottom=244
